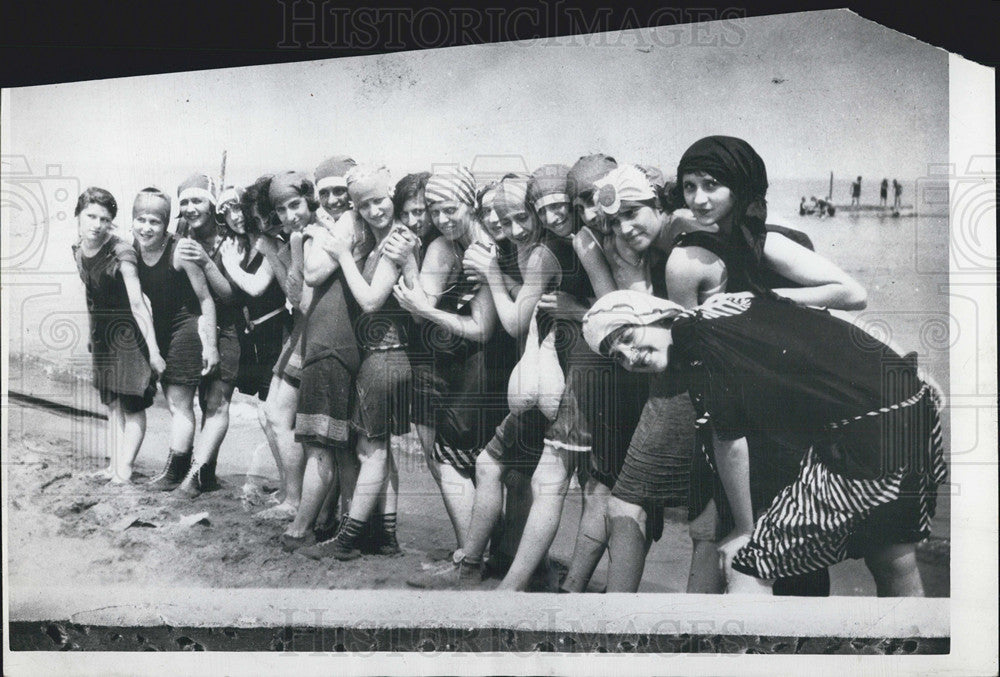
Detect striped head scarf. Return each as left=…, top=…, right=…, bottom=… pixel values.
left=424, top=165, right=476, bottom=206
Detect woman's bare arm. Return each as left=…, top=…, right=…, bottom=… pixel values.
left=762, top=232, right=867, bottom=310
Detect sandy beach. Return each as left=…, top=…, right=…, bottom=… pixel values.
left=5, top=351, right=950, bottom=598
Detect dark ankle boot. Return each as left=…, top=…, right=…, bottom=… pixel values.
left=146, top=450, right=192, bottom=491
left=200, top=458, right=221, bottom=491
left=377, top=531, right=403, bottom=557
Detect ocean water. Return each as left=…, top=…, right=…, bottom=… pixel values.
left=5, top=178, right=950, bottom=391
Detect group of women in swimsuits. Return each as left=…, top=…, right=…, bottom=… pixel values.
left=72, top=135, right=946, bottom=596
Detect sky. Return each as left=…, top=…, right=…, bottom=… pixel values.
left=3, top=9, right=948, bottom=209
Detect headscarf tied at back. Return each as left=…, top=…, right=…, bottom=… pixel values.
left=582, top=289, right=686, bottom=356
left=672, top=135, right=769, bottom=269
left=424, top=166, right=477, bottom=206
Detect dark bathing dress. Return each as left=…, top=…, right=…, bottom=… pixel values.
left=133, top=234, right=203, bottom=389
left=74, top=235, right=156, bottom=412
left=231, top=243, right=292, bottom=400
left=175, top=222, right=242, bottom=388
left=410, top=237, right=518, bottom=475
left=271, top=233, right=305, bottom=387
left=294, top=225, right=365, bottom=449
left=611, top=225, right=818, bottom=539
left=669, top=295, right=947, bottom=579
left=350, top=229, right=415, bottom=440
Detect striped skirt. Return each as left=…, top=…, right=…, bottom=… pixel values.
left=732, top=384, right=947, bottom=579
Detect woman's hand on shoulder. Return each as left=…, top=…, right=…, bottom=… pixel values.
left=175, top=237, right=210, bottom=268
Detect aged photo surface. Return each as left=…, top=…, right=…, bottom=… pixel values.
left=2, top=4, right=996, bottom=675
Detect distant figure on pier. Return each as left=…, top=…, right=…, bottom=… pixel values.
left=892, top=179, right=903, bottom=209
left=880, top=178, right=888, bottom=207
left=850, top=176, right=862, bottom=208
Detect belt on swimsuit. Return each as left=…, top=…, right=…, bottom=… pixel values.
left=244, top=306, right=286, bottom=333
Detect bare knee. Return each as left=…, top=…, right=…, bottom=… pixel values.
left=530, top=454, right=571, bottom=500
left=865, top=543, right=919, bottom=582
left=357, top=436, right=388, bottom=464
left=608, top=496, right=646, bottom=524
left=202, top=385, right=233, bottom=416
left=475, top=450, right=504, bottom=486
left=166, top=389, right=194, bottom=418
left=265, top=382, right=295, bottom=430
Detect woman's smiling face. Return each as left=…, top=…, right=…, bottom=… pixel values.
left=319, top=185, right=351, bottom=220
left=219, top=200, right=246, bottom=234
left=428, top=200, right=472, bottom=241
left=682, top=171, right=735, bottom=229
left=499, top=207, right=539, bottom=247
left=132, top=212, right=168, bottom=249
left=179, top=194, right=213, bottom=230
left=538, top=200, right=572, bottom=237
left=607, top=324, right=673, bottom=373
left=357, top=196, right=394, bottom=231
left=275, top=194, right=312, bottom=232
left=608, top=201, right=661, bottom=253
left=400, top=192, right=432, bottom=238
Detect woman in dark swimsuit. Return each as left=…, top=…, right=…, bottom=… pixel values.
left=584, top=290, right=946, bottom=597
left=215, top=185, right=294, bottom=506
left=392, top=165, right=501, bottom=559
left=131, top=188, right=219, bottom=492
left=278, top=168, right=374, bottom=552
left=296, top=166, right=419, bottom=561
left=72, top=187, right=163, bottom=484
left=595, top=138, right=867, bottom=593
left=172, top=173, right=239, bottom=497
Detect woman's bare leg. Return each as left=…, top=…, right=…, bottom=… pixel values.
left=256, top=376, right=303, bottom=516
left=562, top=478, right=611, bottom=592
left=605, top=496, right=651, bottom=592
left=497, top=443, right=574, bottom=591
left=284, top=443, right=335, bottom=539
left=865, top=543, right=925, bottom=597
left=415, top=422, right=474, bottom=551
